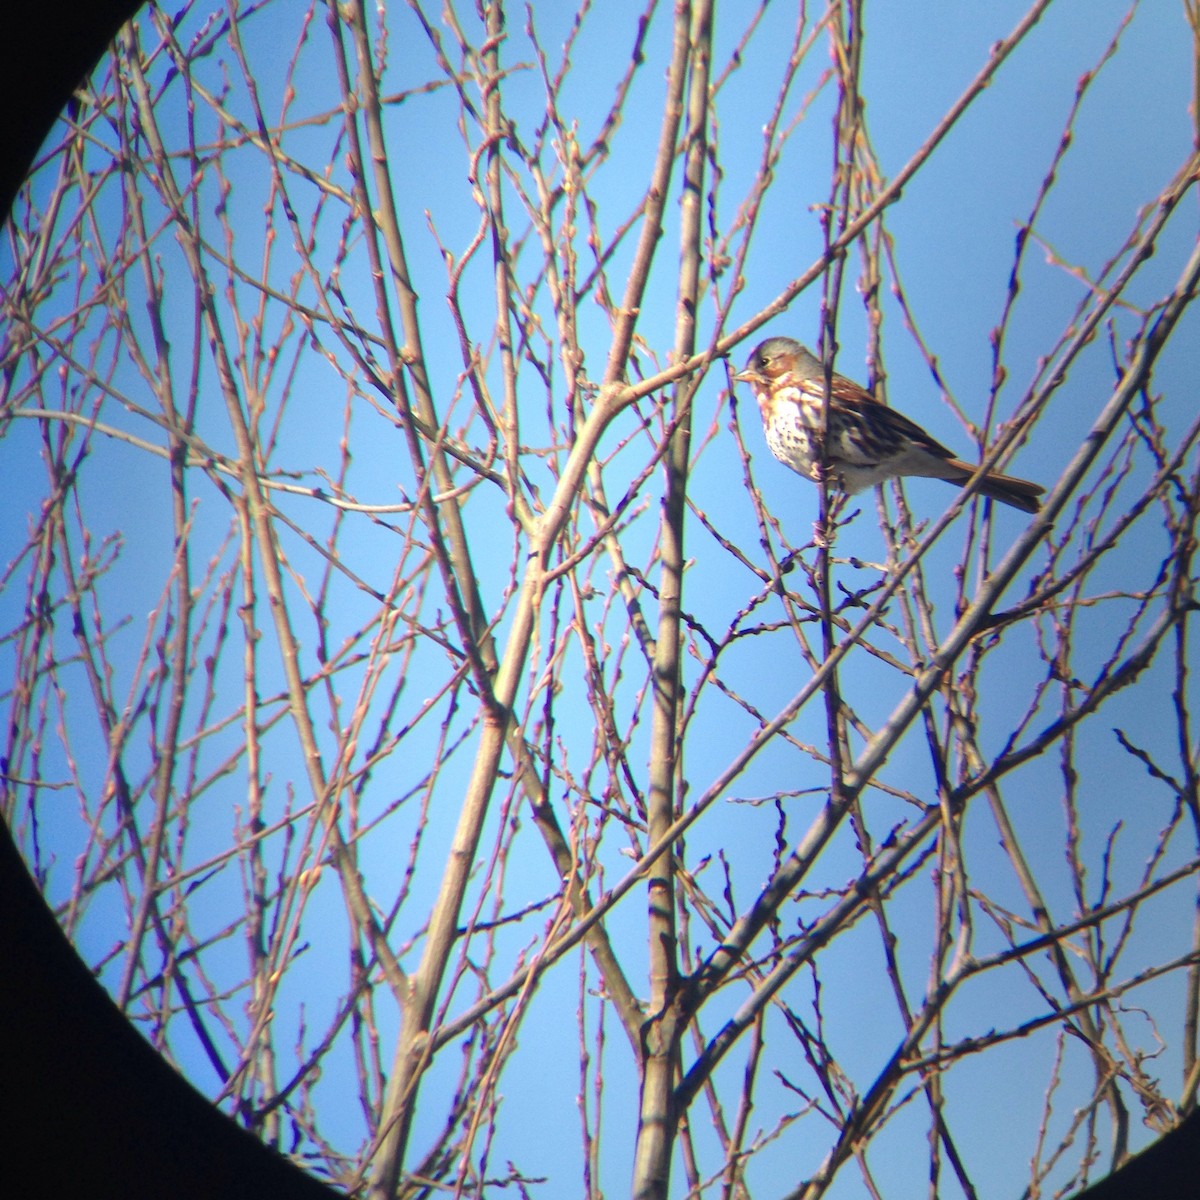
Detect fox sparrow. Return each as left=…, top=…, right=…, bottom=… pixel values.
left=735, top=337, right=1043, bottom=514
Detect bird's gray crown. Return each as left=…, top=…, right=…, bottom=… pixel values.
left=746, top=336, right=822, bottom=379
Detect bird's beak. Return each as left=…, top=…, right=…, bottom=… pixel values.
left=733, top=368, right=760, bottom=385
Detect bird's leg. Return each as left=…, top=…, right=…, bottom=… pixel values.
left=807, top=435, right=836, bottom=544
left=809, top=454, right=850, bottom=546
left=827, top=489, right=850, bottom=525
left=812, top=490, right=851, bottom=547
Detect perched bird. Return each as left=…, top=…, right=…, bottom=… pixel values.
left=734, top=337, right=1044, bottom=514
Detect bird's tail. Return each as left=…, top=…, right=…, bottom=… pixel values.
left=943, top=459, right=1045, bottom=514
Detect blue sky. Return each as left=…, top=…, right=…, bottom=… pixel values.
left=3, top=1, right=1198, bottom=1197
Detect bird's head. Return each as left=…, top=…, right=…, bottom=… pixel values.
left=734, top=337, right=821, bottom=391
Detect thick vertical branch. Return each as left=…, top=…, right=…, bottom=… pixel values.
left=632, top=3, right=712, bottom=1199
